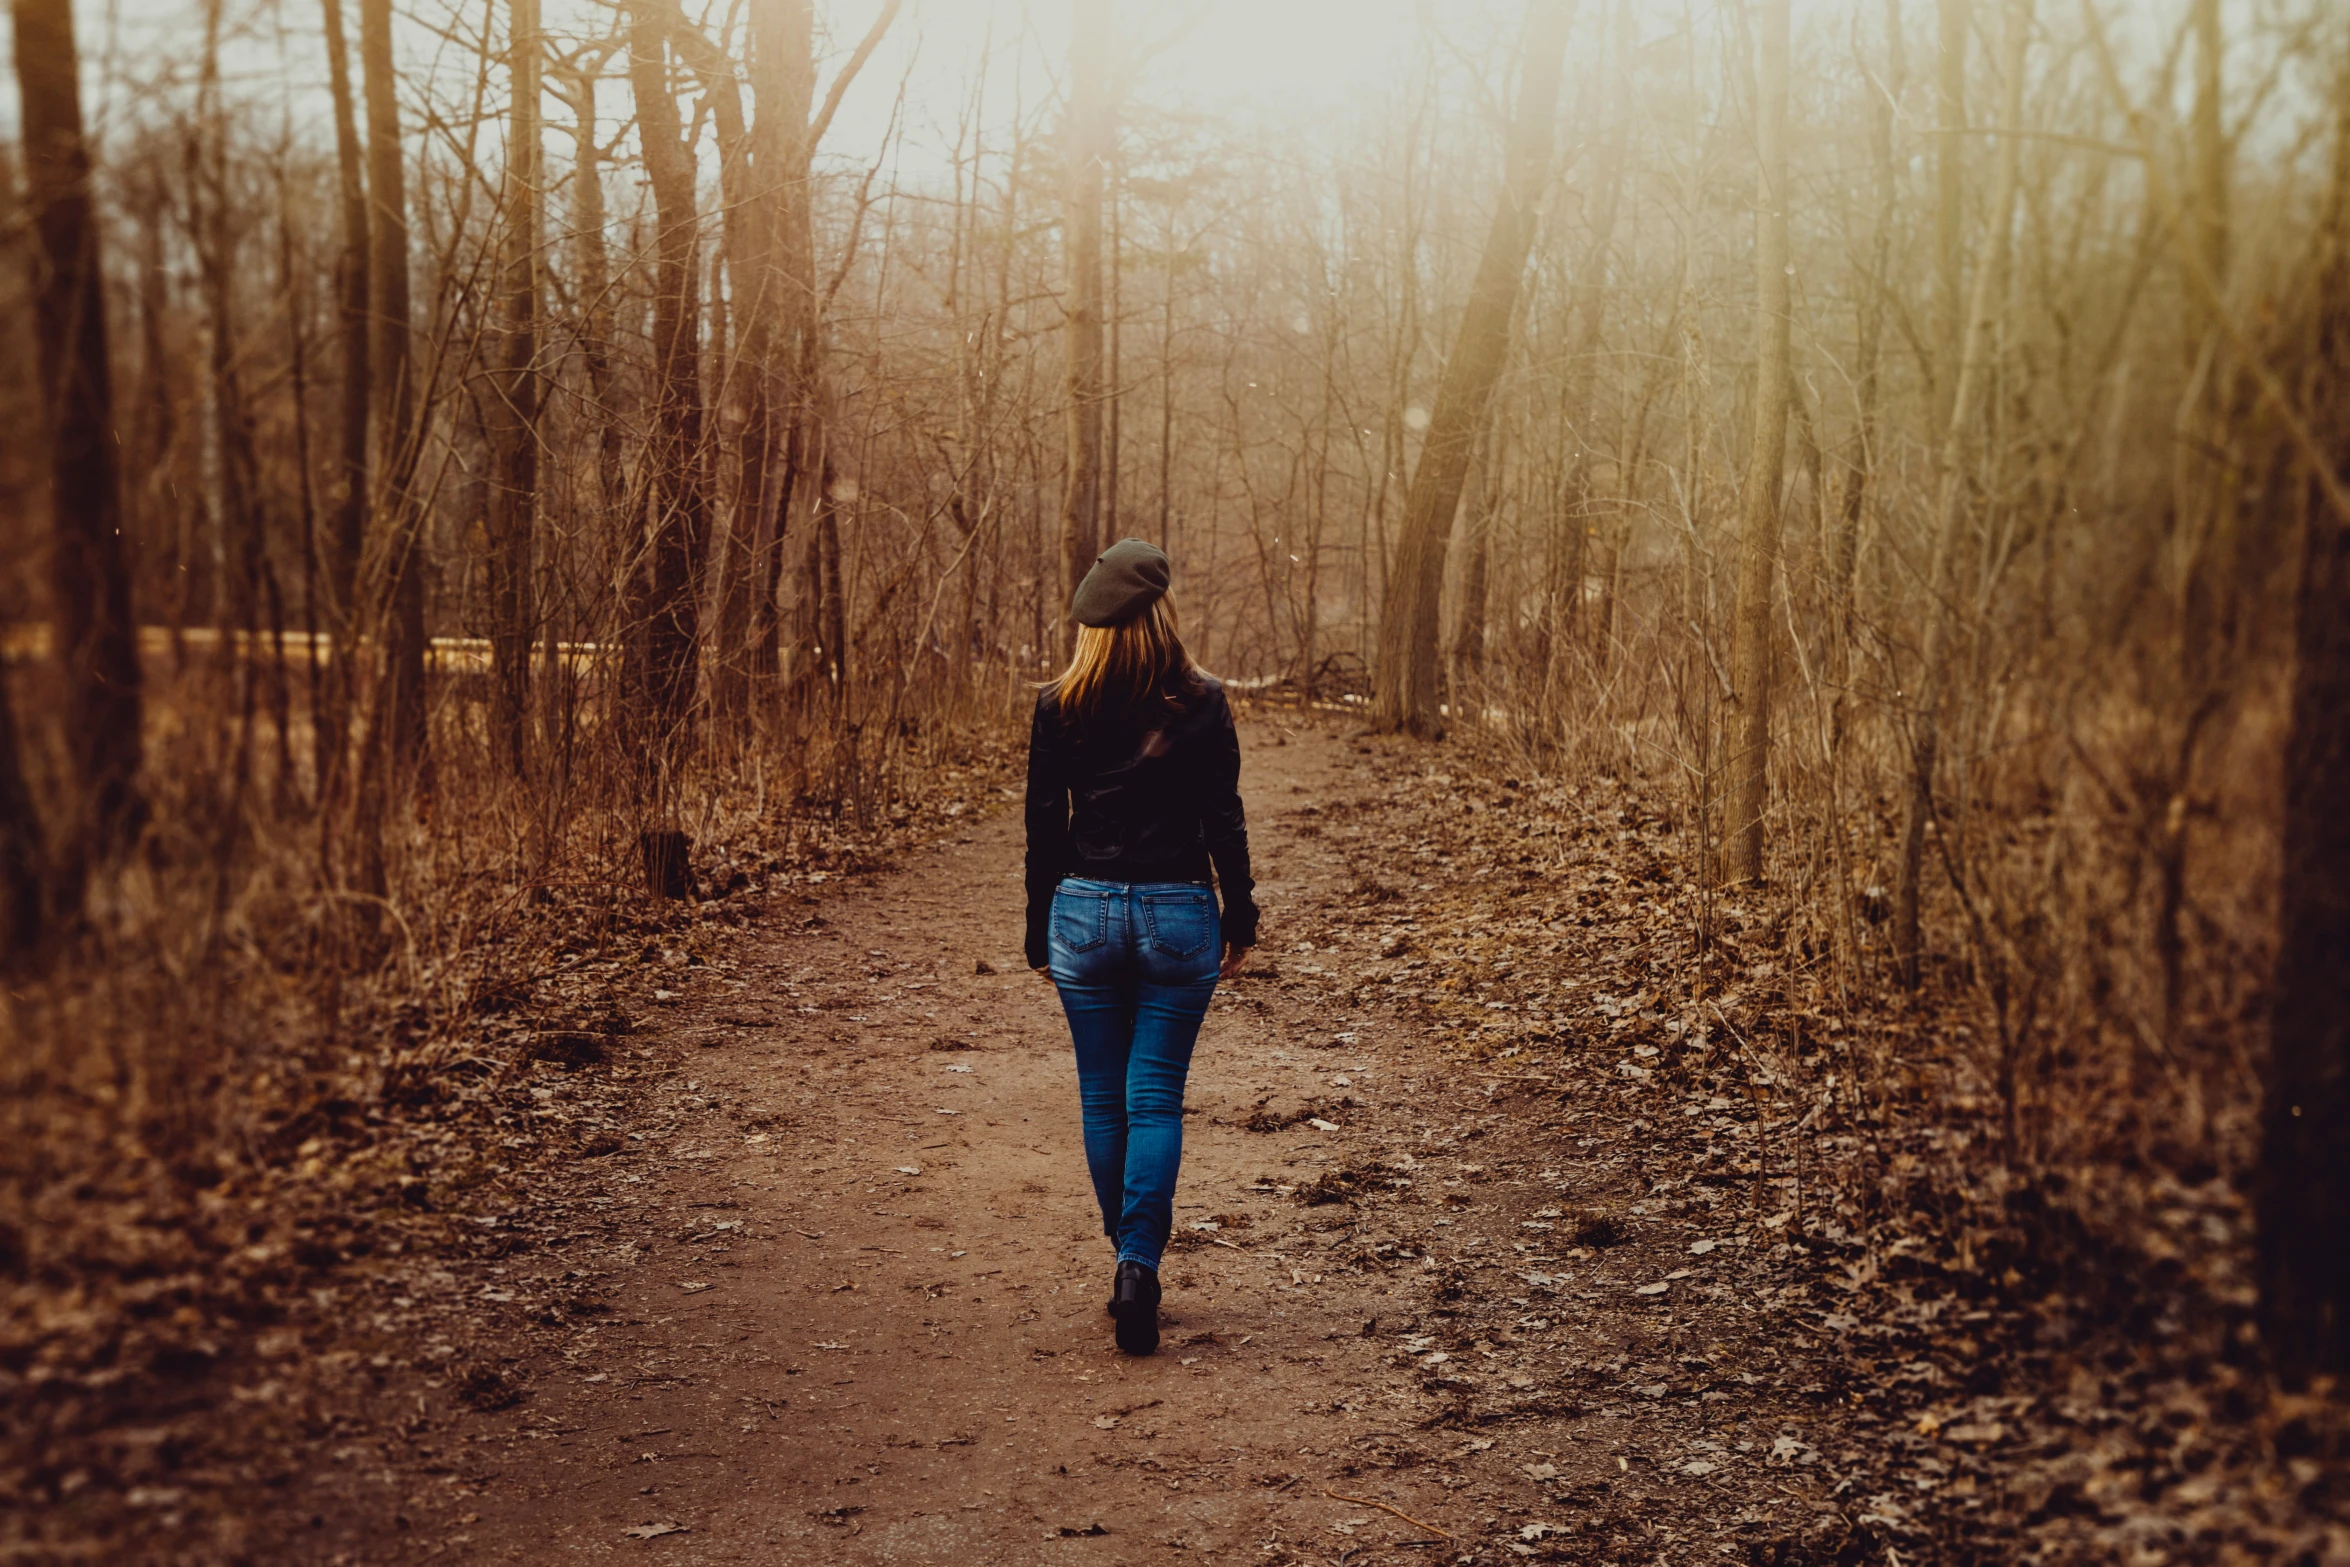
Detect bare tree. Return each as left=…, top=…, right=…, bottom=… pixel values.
left=1931, top=0, right=1966, bottom=430
left=1370, top=0, right=1572, bottom=737
left=1722, top=0, right=1793, bottom=885
left=1892, top=0, right=2032, bottom=986
left=628, top=4, right=713, bottom=746
left=1825, top=0, right=1903, bottom=750
left=2256, top=58, right=2350, bottom=1389
left=742, top=0, right=812, bottom=701
left=11, top=0, right=146, bottom=864
left=0, top=680, right=42, bottom=961
left=1060, top=0, right=1113, bottom=656
left=361, top=0, right=426, bottom=778
left=485, top=0, right=543, bottom=777
left=318, top=0, right=370, bottom=799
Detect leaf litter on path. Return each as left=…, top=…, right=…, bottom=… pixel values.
left=293, top=716, right=2262, bottom=1567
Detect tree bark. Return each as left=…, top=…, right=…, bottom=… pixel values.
left=1722, top=0, right=1793, bottom=885
left=319, top=0, right=370, bottom=800
left=1931, top=0, right=1967, bottom=432
left=196, top=0, right=268, bottom=665
left=665, top=8, right=761, bottom=725
left=747, top=0, right=813, bottom=700
left=1829, top=0, right=1903, bottom=753
left=1450, top=421, right=1499, bottom=696
left=1060, top=0, right=1112, bottom=658
left=630, top=6, right=711, bottom=745
left=750, top=0, right=819, bottom=695
left=1370, top=0, right=1571, bottom=737
left=486, top=0, right=542, bottom=777
left=12, top=0, right=146, bottom=859
left=0, top=674, right=43, bottom=962
left=561, top=61, right=624, bottom=554
left=361, top=0, right=426, bottom=777
left=1893, top=0, right=2030, bottom=988
left=2255, top=54, right=2350, bottom=1390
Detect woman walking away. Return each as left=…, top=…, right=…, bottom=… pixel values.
left=1026, top=538, right=1257, bottom=1356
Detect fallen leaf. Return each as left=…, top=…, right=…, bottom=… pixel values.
left=895, top=1166, right=923, bottom=1176
left=1636, top=1281, right=1670, bottom=1295
left=621, top=1521, right=687, bottom=1539
left=1689, top=1239, right=1719, bottom=1255
left=677, top=1281, right=713, bottom=1294
left=1307, top=1117, right=1341, bottom=1132
left=1942, top=1421, right=2007, bottom=1445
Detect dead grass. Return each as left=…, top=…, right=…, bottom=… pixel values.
left=0, top=656, right=1026, bottom=1555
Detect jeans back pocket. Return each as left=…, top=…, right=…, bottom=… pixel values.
left=1051, top=888, right=1110, bottom=954
left=1142, top=892, right=1213, bottom=958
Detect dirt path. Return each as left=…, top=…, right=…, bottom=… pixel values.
left=304, top=717, right=1865, bottom=1565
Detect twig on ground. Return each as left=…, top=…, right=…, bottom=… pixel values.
left=1320, top=1487, right=1452, bottom=1541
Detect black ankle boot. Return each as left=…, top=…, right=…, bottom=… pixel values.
left=1110, top=1260, right=1160, bottom=1356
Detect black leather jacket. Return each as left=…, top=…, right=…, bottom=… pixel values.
left=1023, top=674, right=1259, bottom=968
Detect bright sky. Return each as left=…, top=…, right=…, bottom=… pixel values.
left=0, top=0, right=2259, bottom=183
left=0, top=0, right=1587, bottom=176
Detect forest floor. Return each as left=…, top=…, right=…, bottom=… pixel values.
left=15, top=709, right=2341, bottom=1564
left=281, top=716, right=1888, bottom=1567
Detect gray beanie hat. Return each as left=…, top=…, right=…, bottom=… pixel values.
left=1071, top=537, right=1171, bottom=627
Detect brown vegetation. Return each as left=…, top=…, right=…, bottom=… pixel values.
left=3, top=0, right=2348, bottom=1556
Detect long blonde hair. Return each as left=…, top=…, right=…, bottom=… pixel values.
left=1048, top=595, right=1201, bottom=719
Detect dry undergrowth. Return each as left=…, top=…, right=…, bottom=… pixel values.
left=0, top=675, right=1023, bottom=1559
left=1279, top=706, right=2348, bottom=1563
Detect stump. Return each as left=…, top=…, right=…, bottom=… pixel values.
left=639, top=829, right=695, bottom=900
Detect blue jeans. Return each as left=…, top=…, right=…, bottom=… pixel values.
left=1046, top=878, right=1221, bottom=1270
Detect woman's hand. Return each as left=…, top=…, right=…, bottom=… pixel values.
left=1218, top=941, right=1252, bottom=981
left=1033, top=965, right=1055, bottom=986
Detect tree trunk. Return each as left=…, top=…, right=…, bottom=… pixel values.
left=751, top=0, right=819, bottom=695
left=748, top=0, right=897, bottom=701
left=11, top=0, right=146, bottom=861
left=1722, top=0, right=1793, bottom=886
left=1829, top=0, right=1903, bottom=754
left=362, top=0, right=426, bottom=779
left=319, top=0, right=370, bottom=805
left=486, top=0, right=541, bottom=778
left=196, top=0, right=268, bottom=670
left=2258, top=70, right=2350, bottom=1385
left=630, top=7, right=711, bottom=746
left=1450, top=421, right=1499, bottom=697
left=1931, top=0, right=1967, bottom=432
left=1062, top=0, right=1113, bottom=657
left=0, top=673, right=43, bottom=962
left=1059, top=0, right=1112, bottom=658
left=563, top=62, right=624, bottom=554
left=1371, top=0, right=1571, bottom=737
left=2188, top=0, right=2229, bottom=344
left=1893, top=0, right=2030, bottom=988
left=666, top=12, right=761, bottom=726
